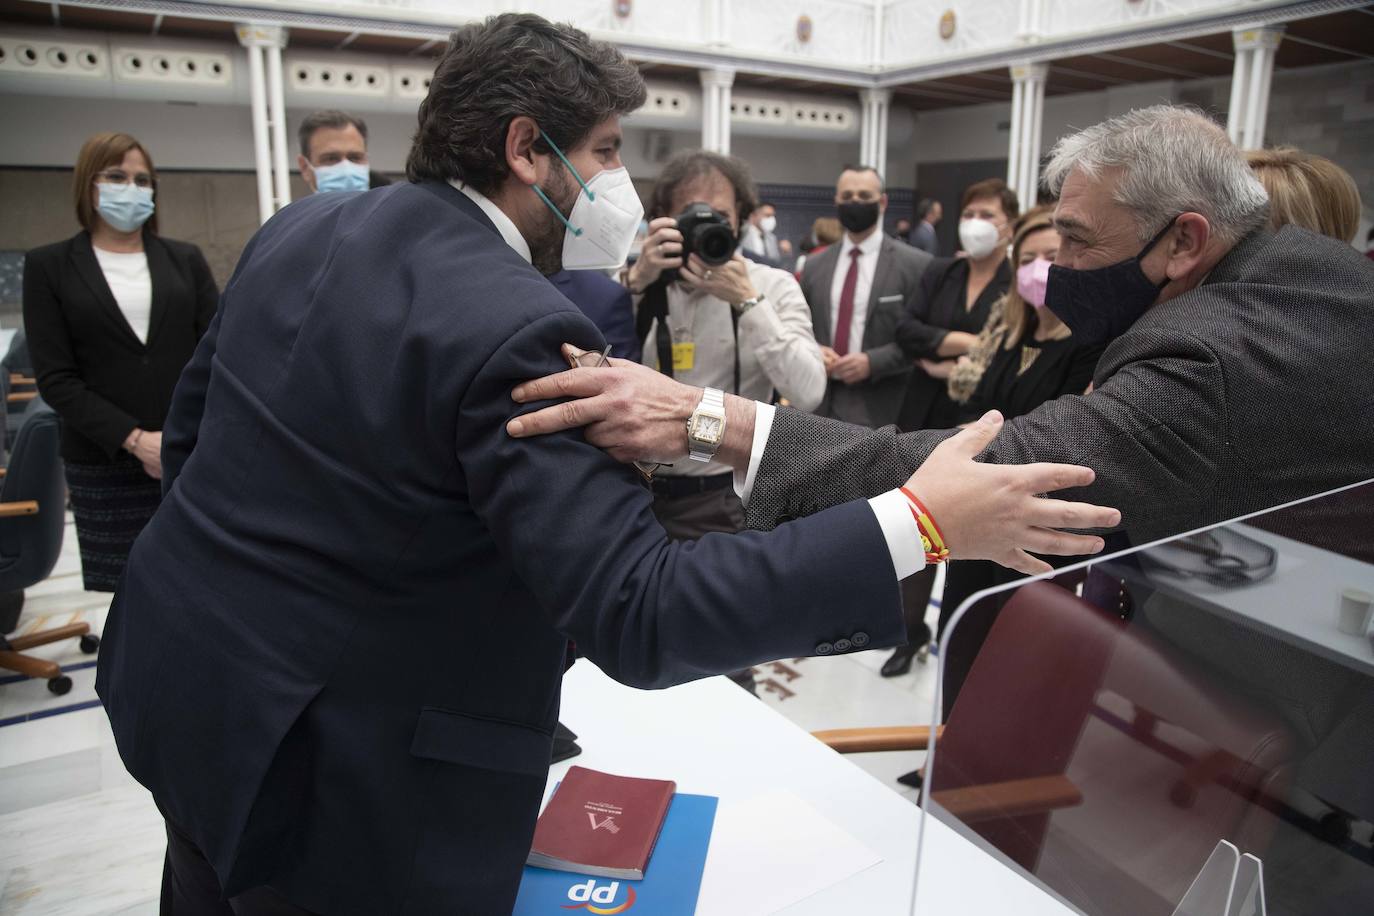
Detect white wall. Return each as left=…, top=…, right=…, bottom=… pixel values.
left=0, top=92, right=916, bottom=188
left=0, top=94, right=420, bottom=172
left=907, top=78, right=1181, bottom=165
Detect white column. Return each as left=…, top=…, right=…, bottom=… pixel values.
left=1007, top=78, right=1025, bottom=194
left=1228, top=26, right=1283, bottom=150
left=243, top=42, right=273, bottom=224
left=1007, top=61, right=1048, bottom=206
left=699, top=67, right=734, bottom=155
left=860, top=87, right=892, bottom=177
left=237, top=23, right=289, bottom=223
left=266, top=43, right=291, bottom=210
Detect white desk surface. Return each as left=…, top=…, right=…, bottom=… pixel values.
left=1142, top=524, right=1374, bottom=677
left=551, top=661, right=1077, bottom=915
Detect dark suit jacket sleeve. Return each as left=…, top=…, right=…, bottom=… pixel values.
left=746, top=331, right=1227, bottom=542
left=455, top=309, right=905, bottom=689
left=162, top=241, right=233, bottom=494
left=190, top=244, right=220, bottom=337
left=160, top=304, right=222, bottom=497
left=23, top=247, right=140, bottom=459
left=896, top=260, right=953, bottom=359
left=602, top=282, right=641, bottom=363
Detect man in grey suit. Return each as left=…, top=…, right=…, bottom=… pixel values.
left=803, top=166, right=933, bottom=430
left=508, top=105, right=1374, bottom=780
left=508, top=103, right=1373, bottom=576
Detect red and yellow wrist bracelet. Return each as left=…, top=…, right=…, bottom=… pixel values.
left=900, top=486, right=950, bottom=565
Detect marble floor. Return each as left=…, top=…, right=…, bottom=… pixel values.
left=0, top=515, right=944, bottom=915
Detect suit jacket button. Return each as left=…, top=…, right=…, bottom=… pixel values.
left=815, top=642, right=834, bottom=656
left=833, top=638, right=852, bottom=653
left=852, top=632, right=869, bottom=648
left=141, top=357, right=150, bottom=366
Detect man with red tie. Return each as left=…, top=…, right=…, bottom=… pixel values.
left=801, top=165, right=933, bottom=429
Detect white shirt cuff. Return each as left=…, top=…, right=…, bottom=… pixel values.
left=733, top=402, right=776, bottom=506
left=868, top=488, right=927, bottom=580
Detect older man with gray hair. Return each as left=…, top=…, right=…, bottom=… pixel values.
left=511, top=103, right=1371, bottom=542
left=508, top=104, right=1374, bottom=710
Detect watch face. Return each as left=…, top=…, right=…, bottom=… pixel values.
left=692, top=414, right=724, bottom=445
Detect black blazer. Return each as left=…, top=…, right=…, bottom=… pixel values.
left=95, top=182, right=903, bottom=914
left=961, top=330, right=1104, bottom=424
left=22, top=231, right=219, bottom=462
left=895, top=256, right=1011, bottom=431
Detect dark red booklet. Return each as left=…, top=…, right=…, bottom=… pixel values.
left=526, top=766, right=676, bottom=880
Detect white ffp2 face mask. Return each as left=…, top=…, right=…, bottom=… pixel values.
left=760, top=215, right=777, bottom=234
left=559, top=166, right=644, bottom=271
left=959, top=218, right=1003, bottom=260
left=531, top=130, right=644, bottom=272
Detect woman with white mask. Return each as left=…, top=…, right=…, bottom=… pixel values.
left=879, top=177, right=1018, bottom=679
left=22, top=132, right=219, bottom=591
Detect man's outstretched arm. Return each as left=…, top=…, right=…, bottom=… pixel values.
left=508, top=346, right=1123, bottom=575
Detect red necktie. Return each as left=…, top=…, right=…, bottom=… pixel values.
left=833, top=247, right=863, bottom=356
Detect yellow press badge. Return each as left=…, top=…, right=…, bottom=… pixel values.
left=672, top=342, right=696, bottom=372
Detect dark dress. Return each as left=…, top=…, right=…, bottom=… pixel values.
left=895, top=257, right=1012, bottom=432
left=22, top=230, right=218, bottom=590
left=937, top=320, right=1105, bottom=717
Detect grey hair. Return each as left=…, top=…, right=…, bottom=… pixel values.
left=1043, top=105, right=1269, bottom=245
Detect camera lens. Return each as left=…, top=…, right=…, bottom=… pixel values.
left=694, top=224, right=735, bottom=266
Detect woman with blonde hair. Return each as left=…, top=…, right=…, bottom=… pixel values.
left=23, top=132, right=218, bottom=591
left=1246, top=146, right=1361, bottom=243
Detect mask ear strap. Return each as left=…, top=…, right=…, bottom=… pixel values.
left=1139, top=213, right=1180, bottom=257
left=538, top=129, right=594, bottom=202
left=532, top=185, right=582, bottom=237
left=1139, top=214, right=1182, bottom=290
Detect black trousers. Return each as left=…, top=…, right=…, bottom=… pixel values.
left=161, top=816, right=316, bottom=916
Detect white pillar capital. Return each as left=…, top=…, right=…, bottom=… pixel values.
left=236, top=22, right=287, bottom=49
left=1009, top=60, right=1049, bottom=83
left=1232, top=25, right=1283, bottom=54
left=699, top=66, right=735, bottom=90
left=860, top=86, right=893, bottom=108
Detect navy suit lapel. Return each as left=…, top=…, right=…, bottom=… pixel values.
left=70, top=232, right=144, bottom=350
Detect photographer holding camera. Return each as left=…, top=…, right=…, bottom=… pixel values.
left=621, top=150, right=826, bottom=692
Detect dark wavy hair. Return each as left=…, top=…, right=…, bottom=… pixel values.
left=647, top=150, right=759, bottom=225
left=406, top=13, right=646, bottom=194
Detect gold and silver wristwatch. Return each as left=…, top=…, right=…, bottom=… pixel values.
left=686, top=387, right=727, bottom=463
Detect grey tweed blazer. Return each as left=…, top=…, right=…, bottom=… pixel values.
left=747, top=226, right=1374, bottom=545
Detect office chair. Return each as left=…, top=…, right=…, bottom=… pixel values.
left=814, top=581, right=1294, bottom=916
left=0, top=403, right=98, bottom=696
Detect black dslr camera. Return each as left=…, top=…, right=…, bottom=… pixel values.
left=665, top=201, right=736, bottom=282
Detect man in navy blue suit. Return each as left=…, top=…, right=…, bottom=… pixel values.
left=96, top=14, right=1115, bottom=915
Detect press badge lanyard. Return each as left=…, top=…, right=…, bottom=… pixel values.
left=641, top=281, right=742, bottom=395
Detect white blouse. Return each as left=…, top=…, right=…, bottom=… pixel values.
left=93, top=247, right=152, bottom=344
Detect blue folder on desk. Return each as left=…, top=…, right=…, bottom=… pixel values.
left=514, top=792, right=718, bottom=915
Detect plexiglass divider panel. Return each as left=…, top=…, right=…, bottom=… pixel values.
left=913, top=478, right=1374, bottom=916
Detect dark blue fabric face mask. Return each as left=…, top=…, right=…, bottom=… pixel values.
left=1045, top=215, right=1178, bottom=346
